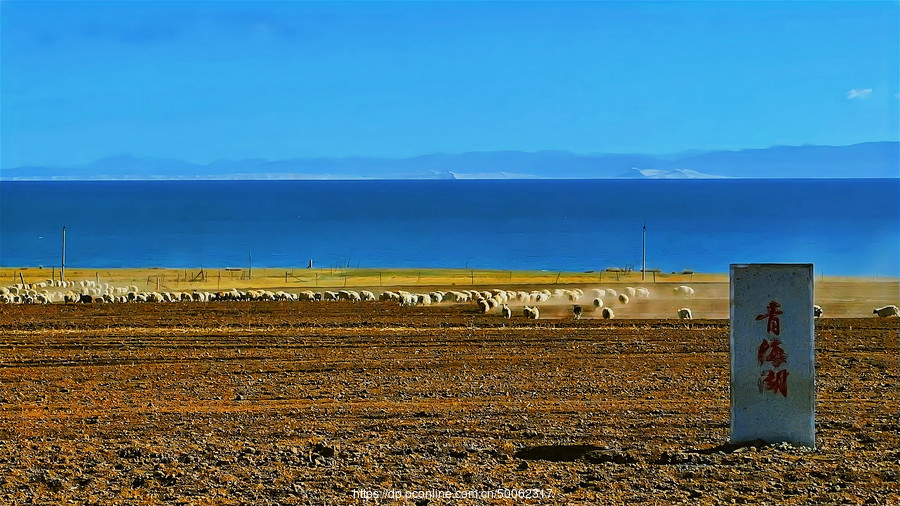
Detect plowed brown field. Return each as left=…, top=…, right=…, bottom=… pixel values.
left=0, top=302, right=897, bottom=504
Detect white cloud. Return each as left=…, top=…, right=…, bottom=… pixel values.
left=846, top=88, right=872, bottom=100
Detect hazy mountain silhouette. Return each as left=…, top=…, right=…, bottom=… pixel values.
left=2, top=141, right=896, bottom=180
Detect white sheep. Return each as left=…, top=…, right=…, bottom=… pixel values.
left=636, top=287, right=651, bottom=298
left=523, top=305, right=540, bottom=319
left=674, top=285, right=695, bottom=297
left=873, top=305, right=899, bottom=317
left=446, top=291, right=468, bottom=303
left=532, top=291, right=550, bottom=303
left=677, top=308, right=693, bottom=319
left=400, top=292, right=417, bottom=306
left=601, top=307, right=614, bottom=319
left=501, top=304, right=512, bottom=319
left=593, top=298, right=603, bottom=308
left=617, top=293, right=630, bottom=304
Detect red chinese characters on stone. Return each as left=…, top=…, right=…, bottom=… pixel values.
left=757, top=338, right=787, bottom=368
left=759, top=369, right=789, bottom=397
left=756, top=300, right=788, bottom=397
left=755, top=300, right=782, bottom=336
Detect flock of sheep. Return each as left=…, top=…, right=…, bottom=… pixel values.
left=461, top=285, right=690, bottom=320
left=1, top=278, right=898, bottom=319
left=0, top=280, right=697, bottom=319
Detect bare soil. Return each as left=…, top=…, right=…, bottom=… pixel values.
left=0, top=302, right=896, bottom=504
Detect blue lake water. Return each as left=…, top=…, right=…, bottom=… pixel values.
left=1, top=179, right=897, bottom=276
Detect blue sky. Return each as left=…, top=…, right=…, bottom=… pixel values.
left=1, top=0, right=898, bottom=169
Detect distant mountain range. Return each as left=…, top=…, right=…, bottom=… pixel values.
left=2, top=141, right=897, bottom=180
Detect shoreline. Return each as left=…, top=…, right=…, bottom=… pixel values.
left=0, top=266, right=900, bottom=289
left=2, top=266, right=726, bottom=289
left=2, top=266, right=895, bottom=286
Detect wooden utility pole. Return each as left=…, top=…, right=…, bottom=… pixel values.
left=61, top=226, right=66, bottom=281
left=248, top=249, right=252, bottom=280
left=641, top=222, right=646, bottom=281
